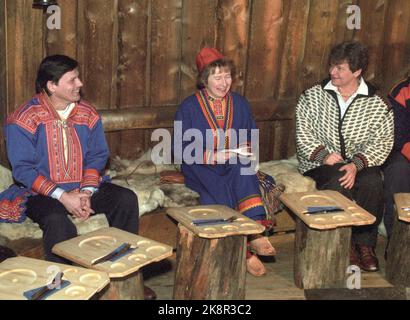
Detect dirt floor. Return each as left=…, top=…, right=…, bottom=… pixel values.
left=142, top=232, right=392, bottom=300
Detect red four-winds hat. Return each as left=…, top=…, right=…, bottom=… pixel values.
left=195, top=47, right=224, bottom=73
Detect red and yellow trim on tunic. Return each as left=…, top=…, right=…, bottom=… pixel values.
left=39, top=93, right=100, bottom=130
left=203, top=150, right=217, bottom=165
left=46, top=121, right=83, bottom=184
left=32, top=175, right=57, bottom=196
left=7, top=103, right=53, bottom=135
left=0, top=196, right=27, bottom=222
left=237, top=194, right=265, bottom=215
left=71, top=102, right=100, bottom=129
left=196, top=90, right=234, bottom=161
left=81, top=168, right=101, bottom=188
left=224, top=94, right=233, bottom=148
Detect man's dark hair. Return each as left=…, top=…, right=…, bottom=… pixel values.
left=35, top=55, right=78, bottom=94
left=197, top=58, right=236, bottom=89
left=329, top=41, right=369, bottom=74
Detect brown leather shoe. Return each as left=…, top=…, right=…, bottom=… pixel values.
left=349, top=243, right=360, bottom=266
left=357, top=245, right=379, bottom=272
left=144, top=286, right=157, bottom=300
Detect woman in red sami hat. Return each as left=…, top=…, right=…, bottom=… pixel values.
left=173, top=47, right=279, bottom=277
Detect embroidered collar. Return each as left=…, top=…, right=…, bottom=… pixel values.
left=205, top=90, right=225, bottom=103
left=195, top=89, right=234, bottom=149
left=39, top=93, right=78, bottom=120
left=197, top=89, right=232, bottom=130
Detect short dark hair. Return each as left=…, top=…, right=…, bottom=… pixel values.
left=329, top=41, right=369, bottom=74
left=35, top=55, right=78, bottom=94
left=197, top=58, right=236, bottom=89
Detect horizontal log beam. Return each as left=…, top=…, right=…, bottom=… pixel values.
left=100, top=106, right=177, bottom=132
left=100, top=99, right=297, bottom=132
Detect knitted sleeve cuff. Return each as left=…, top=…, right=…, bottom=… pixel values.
left=351, top=154, right=368, bottom=171
left=310, top=145, right=329, bottom=164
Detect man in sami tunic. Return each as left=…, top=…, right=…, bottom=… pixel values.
left=0, top=55, right=139, bottom=263
left=173, top=48, right=276, bottom=277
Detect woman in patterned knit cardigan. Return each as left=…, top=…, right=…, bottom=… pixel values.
left=296, top=41, right=394, bottom=272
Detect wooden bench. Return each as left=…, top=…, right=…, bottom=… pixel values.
left=1, top=156, right=316, bottom=256
left=167, top=205, right=264, bottom=300
left=0, top=215, right=109, bottom=260
left=385, top=193, right=410, bottom=286
left=52, top=227, right=173, bottom=300
left=280, top=190, right=376, bottom=289
left=0, top=256, right=110, bottom=300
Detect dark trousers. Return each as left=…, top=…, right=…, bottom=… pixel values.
left=382, top=151, right=410, bottom=238
left=305, top=163, right=384, bottom=247
left=0, top=245, right=16, bottom=263
left=26, top=183, right=139, bottom=263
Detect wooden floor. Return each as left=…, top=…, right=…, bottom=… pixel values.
left=142, top=232, right=393, bottom=300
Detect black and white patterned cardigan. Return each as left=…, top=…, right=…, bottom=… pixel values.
left=296, top=78, right=394, bottom=174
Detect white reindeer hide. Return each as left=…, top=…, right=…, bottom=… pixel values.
left=0, top=165, right=12, bottom=192
left=109, top=151, right=316, bottom=217
left=109, top=149, right=200, bottom=215
left=258, top=156, right=316, bottom=193
left=0, top=151, right=315, bottom=241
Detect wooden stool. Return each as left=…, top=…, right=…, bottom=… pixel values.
left=52, top=227, right=173, bottom=300
left=280, top=190, right=376, bottom=289
left=0, top=256, right=109, bottom=300
left=167, top=205, right=264, bottom=300
left=386, top=193, right=410, bottom=286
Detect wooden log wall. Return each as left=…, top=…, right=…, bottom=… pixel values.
left=1, top=0, right=409, bottom=167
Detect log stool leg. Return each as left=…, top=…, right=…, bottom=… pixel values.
left=294, top=218, right=351, bottom=289
left=173, top=225, right=247, bottom=300
left=99, top=271, right=144, bottom=300
left=386, top=213, right=410, bottom=286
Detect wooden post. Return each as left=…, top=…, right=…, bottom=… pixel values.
left=294, top=218, right=351, bottom=289
left=173, top=225, right=247, bottom=300
left=385, top=214, right=410, bottom=287
left=98, top=271, right=144, bottom=300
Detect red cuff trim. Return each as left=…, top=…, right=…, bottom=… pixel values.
left=32, top=175, right=57, bottom=196
left=81, top=168, right=101, bottom=188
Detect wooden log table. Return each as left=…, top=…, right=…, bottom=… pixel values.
left=0, top=256, right=109, bottom=300
left=167, top=205, right=265, bottom=300
left=280, top=190, right=376, bottom=289
left=52, top=227, right=173, bottom=300
left=385, top=193, right=410, bottom=286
